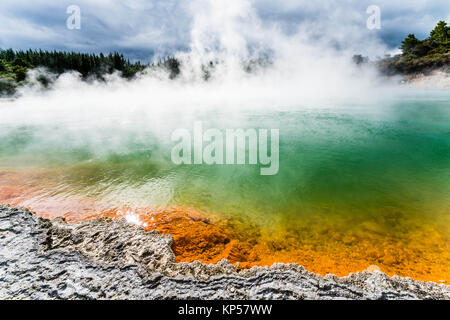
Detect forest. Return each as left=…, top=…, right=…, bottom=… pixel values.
left=377, top=20, right=449, bottom=75
left=0, top=49, right=180, bottom=95
left=1, top=20, right=449, bottom=95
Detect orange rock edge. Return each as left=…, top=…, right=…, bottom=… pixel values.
left=0, top=171, right=449, bottom=284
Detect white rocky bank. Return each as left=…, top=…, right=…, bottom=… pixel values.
left=0, top=205, right=448, bottom=300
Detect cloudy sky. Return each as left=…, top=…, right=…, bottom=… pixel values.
left=0, top=0, right=448, bottom=61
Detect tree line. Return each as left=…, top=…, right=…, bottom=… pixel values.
left=0, top=49, right=147, bottom=81
left=2, top=20, right=448, bottom=95
left=400, top=20, right=449, bottom=56
left=377, top=20, right=449, bottom=75
left=0, top=49, right=182, bottom=95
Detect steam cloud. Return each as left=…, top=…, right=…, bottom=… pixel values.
left=0, top=0, right=426, bottom=161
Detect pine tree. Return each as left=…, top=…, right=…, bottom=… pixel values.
left=430, top=21, right=449, bottom=44
left=401, top=34, right=421, bottom=54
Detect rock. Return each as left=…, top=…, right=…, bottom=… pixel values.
left=0, top=205, right=448, bottom=300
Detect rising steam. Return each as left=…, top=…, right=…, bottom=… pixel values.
left=0, top=0, right=416, bottom=160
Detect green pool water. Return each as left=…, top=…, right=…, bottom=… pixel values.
left=0, top=88, right=449, bottom=280
left=1, top=90, right=449, bottom=222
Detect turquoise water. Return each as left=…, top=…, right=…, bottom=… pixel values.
left=0, top=91, right=449, bottom=224
left=1, top=89, right=449, bottom=281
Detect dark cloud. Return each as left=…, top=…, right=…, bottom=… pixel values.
left=0, top=0, right=448, bottom=60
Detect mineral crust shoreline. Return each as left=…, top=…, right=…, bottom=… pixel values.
left=0, top=205, right=448, bottom=300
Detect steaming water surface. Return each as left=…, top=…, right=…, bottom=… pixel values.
left=0, top=89, right=449, bottom=282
